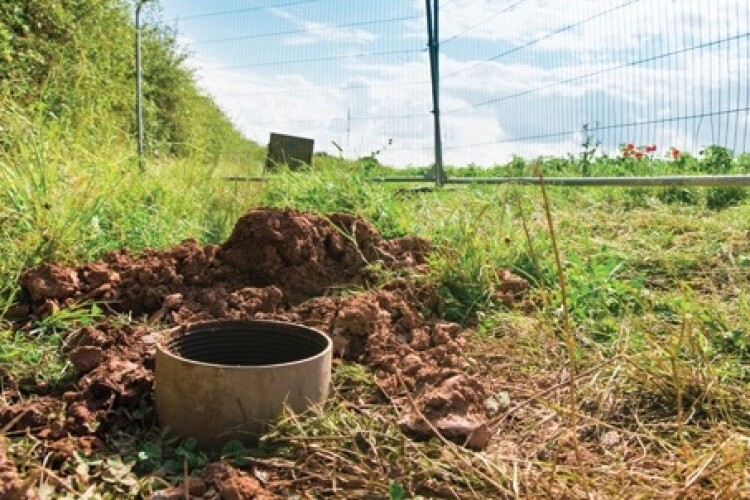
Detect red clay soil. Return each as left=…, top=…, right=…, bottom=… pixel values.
left=273, top=283, right=493, bottom=448
left=17, top=209, right=431, bottom=318
left=3, top=208, right=527, bottom=494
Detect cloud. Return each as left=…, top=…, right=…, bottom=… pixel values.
left=186, top=58, right=347, bottom=145
left=424, top=0, right=750, bottom=54
left=170, top=0, right=750, bottom=167
left=272, top=9, right=376, bottom=46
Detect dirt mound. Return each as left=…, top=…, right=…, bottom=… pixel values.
left=4, top=208, right=528, bottom=472
left=19, top=208, right=431, bottom=320
left=218, top=210, right=381, bottom=300
left=283, top=283, right=491, bottom=448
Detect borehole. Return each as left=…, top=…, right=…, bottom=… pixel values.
left=155, top=320, right=332, bottom=450
left=166, top=320, right=329, bottom=366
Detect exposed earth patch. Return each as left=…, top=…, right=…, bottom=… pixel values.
left=2, top=208, right=528, bottom=497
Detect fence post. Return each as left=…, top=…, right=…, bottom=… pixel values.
left=425, top=0, right=446, bottom=187
left=135, top=0, right=152, bottom=172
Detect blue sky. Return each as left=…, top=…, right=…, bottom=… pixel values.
left=155, top=0, right=750, bottom=166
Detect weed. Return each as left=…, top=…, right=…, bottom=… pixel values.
left=1, top=302, right=102, bottom=389
left=658, top=186, right=700, bottom=205
left=706, top=186, right=748, bottom=209
left=0, top=328, right=71, bottom=389
left=564, top=253, right=646, bottom=340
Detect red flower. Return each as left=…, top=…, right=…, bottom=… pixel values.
left=622, top=149, right=631, bottom=157
left=645, top=144, right=657, bottom=153
left=626, top=142, right=635, bottom=150
left=670, top=148, right=681, bottom=159
left=634, top=151, right=645, bottom=160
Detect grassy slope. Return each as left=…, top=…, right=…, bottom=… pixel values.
left=0, top=0, right=266, bottom=311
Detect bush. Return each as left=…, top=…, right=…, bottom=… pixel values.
left=706, top=187, right=747, bottom=210
left=657, top=187, right=699, bottom=205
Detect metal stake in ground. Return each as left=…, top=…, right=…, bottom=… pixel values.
left=425, top=0, right=446, bottom=187
left=135, top=0, right=154, bottom=173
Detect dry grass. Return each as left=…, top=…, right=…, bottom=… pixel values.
left=245, top=187, right=750, bottom=498
left=255, top=308, right=749, bottom=498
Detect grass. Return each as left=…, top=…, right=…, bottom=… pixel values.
left=0, top=110, right=263, bottom=311
left=254, top=167, right=750, bottom=496
left=0, top=302, right=103, bottom=391
left=2, top=158, right=750, bottom=497
left=3, top=3, right=748, bottom=490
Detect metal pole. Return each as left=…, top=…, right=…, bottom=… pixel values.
left=425, top=0, right=446, bottom=187
left=373, top=174, right=750, bottom=187
left=223, top=174, right=750, bottom=187
left=443, top=174, right=750, bottom=187
left=135, top=0, right=148, bottom=172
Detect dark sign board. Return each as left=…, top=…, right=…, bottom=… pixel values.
left=265, top=133, right=315, bottom=172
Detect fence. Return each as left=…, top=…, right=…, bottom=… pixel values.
left=155, top=0, right=750, bottom=172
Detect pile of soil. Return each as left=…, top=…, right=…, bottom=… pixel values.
left=13, top=209, right=430, bottom=320
left=2, top=208, right=528, bottom=495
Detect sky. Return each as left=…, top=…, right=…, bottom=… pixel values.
left=155, top=0, right=750, bottom=167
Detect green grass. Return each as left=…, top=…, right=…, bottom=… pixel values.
left=0, top=115, right=263, bottom=310
left=0, top=0, right=266, bottom=309
left=262, top=159, right=411, bottom=238
left=3, top=161, right=750, bottom=496
left=253, top=167, right=750, bottom=494
left=0, top=303, right=103, bottom=391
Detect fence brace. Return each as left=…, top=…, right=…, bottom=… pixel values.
left=222, top=174, right=750, bottom=187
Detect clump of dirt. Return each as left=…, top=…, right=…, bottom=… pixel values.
left=270, top=282, right=491, bottom=448
left=218, top=211, right=383, bottom=300
left=4, top=208, right=527, bottom=466
left=0, top=323, right=156, bottom=444
left=0, top=438, right=32, bottom=499
left=494, top=268, right=531, bottom=308
left=153, top=462, right=273, bottom=500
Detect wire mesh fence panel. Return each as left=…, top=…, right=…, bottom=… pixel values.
left=438, top=0, right=750, bottom=166
left=159, top=0, right=433, bottom=169
left=158, top=0, right=750, bottom=169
